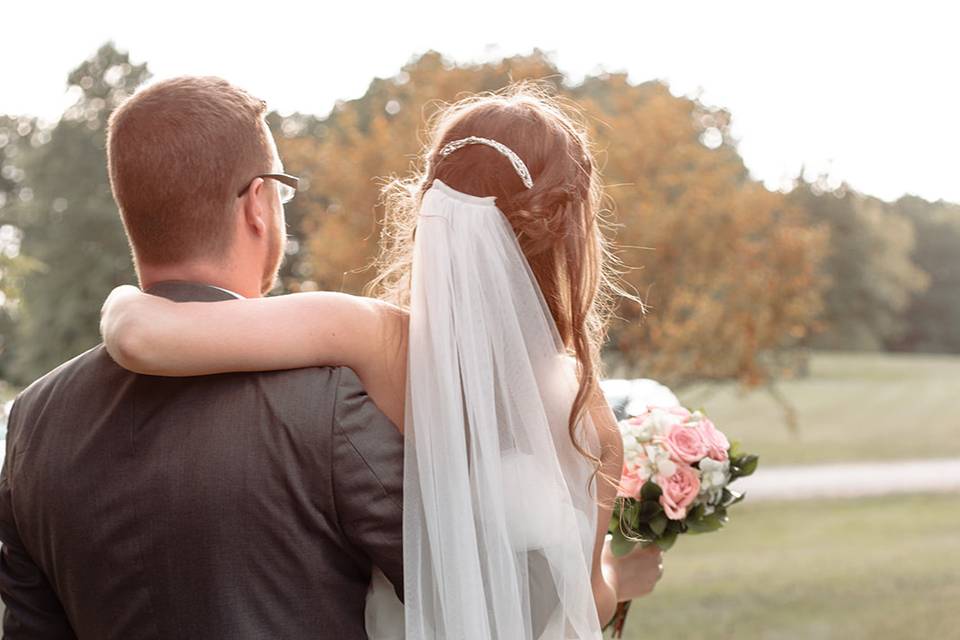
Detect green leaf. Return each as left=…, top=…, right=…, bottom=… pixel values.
left=728, top=439, right=742, bottom=458
left=655, top=530, right=678, bottom=551
left=608, top=512, right=621, bottom=535
left=726, top=490, right=747, bottom=507
left=666, top=518, right=686, bottom=533
left=610, top=528, right=638, bottom=557
left=633, top=523, right=656, bottom=540
left=738, top=455, right=759, bottom=476
left=623, top=500, right=642, bottom=524
left=686, top=503, right=705, bottom=521
left=640, top=480, right=662, bottom=502
left=637, top=500, right=664, bottom=521
left=686, top=511, right=725, bottom=534
left=649, top=513, right=668, bottom=536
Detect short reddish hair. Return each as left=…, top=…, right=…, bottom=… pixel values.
left=107, top=76, right=272, bottom=265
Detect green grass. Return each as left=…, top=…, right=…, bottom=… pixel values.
left=673, top=351, right=960, bottom=466
left=616, top=491, right=960, bottom=640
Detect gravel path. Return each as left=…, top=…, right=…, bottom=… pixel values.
left=3, top=444, right=957, bottom=502
left=733, top=456, right=960, bottom=501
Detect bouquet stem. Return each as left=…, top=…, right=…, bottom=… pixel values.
left=606, top=600, right=632, bottom=638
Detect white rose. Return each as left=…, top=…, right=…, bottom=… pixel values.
left=643, top=460, right=658, bottom=480
left=622, top=436, right=643, bottom=466
left=697, top=457, right=730, bottom=504
left=625, top=416, right=656, bottom=442
left=657, top=457, right=677, bottom=478
left=637, top=421, right=656, bottom=442
left=643, top=442, right=676, bottom=477
left=648, top=409, right=682, bottom=437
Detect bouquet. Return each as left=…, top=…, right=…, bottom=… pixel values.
left=604, top=405, right=758, bottom=637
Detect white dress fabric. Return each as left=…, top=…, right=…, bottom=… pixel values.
left=364, top=178, right=602, bottom=639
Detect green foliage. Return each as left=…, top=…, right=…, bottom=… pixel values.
left=788, top=177, right=929, bottom=351
left=609, top=524, right=639, bottom=557
left=0, top=43, right=149, bottom=384
left=1, top=42, right=958, bottom=390
left=0, top=45, right=337, bottom=383
left=639, top=478, right=662, bottom=502
left=0, top=115, right=43, bottom=372
left=890, top=195, right=960, bottom=353
left=683, top=510, right=725, bottom=534
left=728, top=453, right=758, bottom=480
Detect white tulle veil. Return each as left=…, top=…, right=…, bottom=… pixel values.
left=402, top=139, right=603, bottom=639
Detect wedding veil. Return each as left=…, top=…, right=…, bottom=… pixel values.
left=403, top=137, right=603, bottom=639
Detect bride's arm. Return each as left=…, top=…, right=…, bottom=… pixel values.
left=587, top=388, right=624, bottom=627
left=589, top=389, right=666, bottom=627
left=100, top=286, right=408, bottom=428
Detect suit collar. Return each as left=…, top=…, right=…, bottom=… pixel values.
left=144, top=280, right=244, bottom=303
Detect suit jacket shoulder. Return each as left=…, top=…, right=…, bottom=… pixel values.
left=0, top=333, right=402, bottom=639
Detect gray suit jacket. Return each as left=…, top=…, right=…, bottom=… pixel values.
left=0, top=281, right=404, bottom=639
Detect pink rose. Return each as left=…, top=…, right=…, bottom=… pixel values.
left=656, top=463, right=701, bottom=520
left=662, top=422, right=710, bottom=464
left=698, top=418, right=730, bottom=461
left=617, top=464, right=646, bottom=499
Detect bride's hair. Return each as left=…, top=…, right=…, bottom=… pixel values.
left=370, top=82, right=628, bottom=469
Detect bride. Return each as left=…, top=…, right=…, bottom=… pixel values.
left=101, top=87, right=650, bottom=638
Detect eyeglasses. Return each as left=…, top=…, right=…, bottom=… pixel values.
left=237, top=173, right=300, bottom=204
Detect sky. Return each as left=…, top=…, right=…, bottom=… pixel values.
left=6, top=0, right=957, bottom=203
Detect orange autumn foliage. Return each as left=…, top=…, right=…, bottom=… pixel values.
left=277, top=51, right=828, bottom=389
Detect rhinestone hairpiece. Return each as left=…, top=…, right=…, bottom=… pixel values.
left=438, top=136, right=534, bottom=189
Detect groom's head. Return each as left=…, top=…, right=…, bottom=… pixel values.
left=107, top=76, right=287, bottom=296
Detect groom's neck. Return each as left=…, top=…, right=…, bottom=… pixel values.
left=137, top=260, right=263, bottom=299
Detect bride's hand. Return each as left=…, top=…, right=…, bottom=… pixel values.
left=602, top=536, right=664, bottom=602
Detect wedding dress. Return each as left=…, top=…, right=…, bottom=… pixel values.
left=364, top=159, right=603, bottom=639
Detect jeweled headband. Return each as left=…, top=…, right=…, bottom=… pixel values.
left=438, top=136, right=534, bottom=189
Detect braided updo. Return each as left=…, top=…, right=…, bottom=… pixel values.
left=370, top=82, right=621, bottom=470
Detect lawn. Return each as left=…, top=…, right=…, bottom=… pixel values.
left=668, top=351, right=960, bottom=466
left=616, top=491, right=960, bottom=640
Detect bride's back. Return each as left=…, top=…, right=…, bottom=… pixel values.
left=366, top=84, right=629, bottom=638
left=370, top=84, right=623, bottom=473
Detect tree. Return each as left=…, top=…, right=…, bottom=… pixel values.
left=0, top=43, right=345, bottom=383
left=280, top=51, right=829, bottom=393
left=571, top=75, right=829, bottom=391
left=891, top=195, right=960, bottom=353
left=276, top=50, right=564, bottom=293
left=787, top=176, right=929, bottom=351
left=1, top=43, right=149, bottom=384
left=0, top=115, right=45, bottom=376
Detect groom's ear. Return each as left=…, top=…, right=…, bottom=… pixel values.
left=240, top=178, right=269, bottom=237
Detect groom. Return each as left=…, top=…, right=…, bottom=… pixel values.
left=0, top=76, right=404, bottom=638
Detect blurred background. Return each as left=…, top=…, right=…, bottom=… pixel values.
left=1, top=2, right=957, bottom=638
